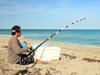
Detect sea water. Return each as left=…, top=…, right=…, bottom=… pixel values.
left=0, top=29, right=100, bottom=48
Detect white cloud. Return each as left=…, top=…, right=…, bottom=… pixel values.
left=0, top=0, right=52, bottom=16
left=0, top=0, right=33, bottom=15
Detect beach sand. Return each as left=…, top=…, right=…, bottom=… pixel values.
left=0, top=36, right=100, bottom=75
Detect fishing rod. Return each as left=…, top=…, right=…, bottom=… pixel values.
left=27, top=18, right=86, bottom=57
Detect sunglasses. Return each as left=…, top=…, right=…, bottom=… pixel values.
left=16, top=30, right=21, bottom=33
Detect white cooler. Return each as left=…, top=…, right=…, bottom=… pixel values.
left=32, top=44, right=61, bottom=61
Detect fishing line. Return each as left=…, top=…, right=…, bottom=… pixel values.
left=27, top=18, right=86, bottom=57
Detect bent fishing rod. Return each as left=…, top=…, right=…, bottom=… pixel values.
left=27, top=18, right=86, bottom=57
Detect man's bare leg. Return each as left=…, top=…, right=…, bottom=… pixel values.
left=34, top=58, right=58, bottom=64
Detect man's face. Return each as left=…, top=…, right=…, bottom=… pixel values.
left=16, top=31, right=21, bottom=37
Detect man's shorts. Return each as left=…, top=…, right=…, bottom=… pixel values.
left=16, top=54, right=34, bottom=65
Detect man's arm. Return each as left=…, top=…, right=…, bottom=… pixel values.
left=11, top=39, right=29, bottom=54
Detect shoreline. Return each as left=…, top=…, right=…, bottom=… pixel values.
left=0, top=35, right=100, bottom=48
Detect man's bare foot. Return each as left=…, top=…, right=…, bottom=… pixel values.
left=49, top=60, right=59, bottom=64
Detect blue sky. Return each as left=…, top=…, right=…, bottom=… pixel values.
left=0, top=0, right=100, bottom=29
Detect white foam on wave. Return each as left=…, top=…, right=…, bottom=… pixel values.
left=0, top=35, right=11, bottom=37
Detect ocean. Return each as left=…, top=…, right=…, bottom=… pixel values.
left=0, top=29, right=100, bottom=48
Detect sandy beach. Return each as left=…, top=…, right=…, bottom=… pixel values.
left=0, top=36, right=100, bottom=75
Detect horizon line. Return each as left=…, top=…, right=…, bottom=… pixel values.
left=0, top=29, right=100, bottom=30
